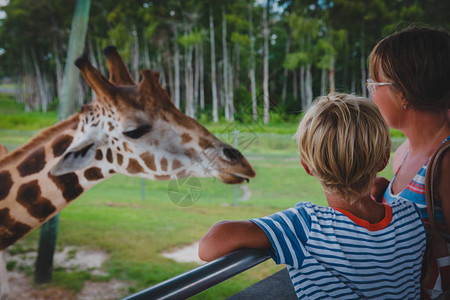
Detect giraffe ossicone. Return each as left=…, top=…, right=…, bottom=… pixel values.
left=0, top=46, right=255, bottom=251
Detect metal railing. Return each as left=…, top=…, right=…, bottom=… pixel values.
left=121, top=248, right=270, bottom=300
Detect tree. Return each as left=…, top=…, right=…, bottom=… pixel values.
left=209, top=5, right=219, bottom=122
left=262, top=0, right=270, bottom=124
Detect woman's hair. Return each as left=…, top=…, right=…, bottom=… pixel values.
left=295, top=94, right=391, bottom=201
left=369, top=26, right=450, bottom=111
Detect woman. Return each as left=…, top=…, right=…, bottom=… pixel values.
left=368, top=26, right=449, bottom=299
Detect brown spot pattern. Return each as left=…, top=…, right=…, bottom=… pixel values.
left=0, top=171, right=13, bottom=201
left=0, top=208, right=32, bottom=250
left=181, top=133, right=192, bottom=144
left=117, top=153, right=123, bottom=165
left=172, top=159, right=183, bottom=170
left=123, top=142, right=133, bottom=153
left=16, top=180, right=56, bottom=221
left=84, top=167, right=104, bottom=181
left=95, top=149, right=103, bottom=160
left=160, top=157, right=168, bottom=171
left=199, top=138, right=213, bottom=150
left=172, top=113, right=195, bottom=130
left=155, top=175, right=170, bottom=180
left=52, top=135, right=73, bottom=157
left=176, top=170, right=188, bottom=178
left=126, top=158, right=144, bottom=174
left=17, top=147, right=46, bottom=177
left=106, top=148, right=113, bottom=163
left=140, top=153, right=156, bottom=171
left=184, top=148, right=196, bottom=159
left=48, top=172, right=84, bottom=202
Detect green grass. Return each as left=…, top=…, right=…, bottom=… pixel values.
left=0, top=93, right=400, bottom=298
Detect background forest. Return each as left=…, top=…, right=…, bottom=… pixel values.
left=0, top=0, right=448, bottom=124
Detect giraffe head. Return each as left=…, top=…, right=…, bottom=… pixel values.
left=51, top=46, right=255, bottom=184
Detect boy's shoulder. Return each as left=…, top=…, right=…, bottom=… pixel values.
left=293, top=201, right=333, bottom=213
left=292, top=201, right=338, bottom=221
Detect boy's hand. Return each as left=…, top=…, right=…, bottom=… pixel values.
left=371, top=177, right=390, bottom=203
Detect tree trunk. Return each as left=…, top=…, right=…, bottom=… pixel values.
left=132, top=26, right=139, bottom=82
left=300, top=65, right=305, bottom=109
left=199, top=43, right=205, bottom=111
left=53, top=39, right=63, bottom=100
left=144, top=40, right=151, bottom=69
left=263, top=0, right=270, bottom=124
left=95, top=40, right=105, bottom=75
left=185, top=43, right=195, bottom=118
left=37, top=0, right=91, bottom=285
left=194, top=44, right=200, bottom=115
left=329, top=56, right=335, bottom=94
left=173, top=25, right=181, bottom=109
left=222, top=6, right=231, bottom=121
left=228, top=60, right=234, bottom=121
left=233, top=43, right=240, bottom=90
left=360, top=27, right=367, bottom=97
left=351, top=72, right=356, bottom=94
left=209, top=7, right=219, bottom=122
left=281, top=37, right=290, bottom=103
left=87, top=40, right=98, bottom=100
left=248, top=2, right=257, bottom=121
left=157, top=53, right=166, bottom=89
left=321, top=67, right=326, bottom=96
left=166, top=48, right=175, bottom=102
left=218, top=61, right=224, bottom=108
left=305, top=63, right=313, bottom=108
left=293, top=70, right=297, bottom=101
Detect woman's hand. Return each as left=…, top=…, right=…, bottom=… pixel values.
left=371, top=177, right=390, bottom=203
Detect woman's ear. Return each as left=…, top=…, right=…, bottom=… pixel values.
left=301, top=160, right=314, bottom=176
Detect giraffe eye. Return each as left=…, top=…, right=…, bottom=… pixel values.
left=123, top=125, right=151, bottom=139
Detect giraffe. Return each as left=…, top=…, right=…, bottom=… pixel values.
left=0, top=46, right=255, bottom=295
left=0, top=146, right=6, bottom=159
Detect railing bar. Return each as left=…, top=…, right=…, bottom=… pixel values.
left=121, top=248, right=270, bottom=300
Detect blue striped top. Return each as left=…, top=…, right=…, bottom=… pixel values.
left=251, top=199, right=426, bottom=299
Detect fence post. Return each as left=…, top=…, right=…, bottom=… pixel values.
left=234, top=129, right=239, bottom=207
left=35, top=0, right=91, bottom=284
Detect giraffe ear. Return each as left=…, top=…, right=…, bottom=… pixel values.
left=50, top=137, right=103, bottom=176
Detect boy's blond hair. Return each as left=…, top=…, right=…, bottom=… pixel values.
left=295, top=94, right=391, bottom=201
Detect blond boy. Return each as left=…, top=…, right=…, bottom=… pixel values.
left=199, top=94, right=426, bottom=299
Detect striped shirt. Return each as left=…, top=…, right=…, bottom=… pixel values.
left=251, top=200, right=426, bottom=299
left=383, top=136, right=450, bottom=242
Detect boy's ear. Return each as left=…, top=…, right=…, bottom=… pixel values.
left=377, top=150, right=390, bottom=172
left=301, top=160, right=314, bottom=176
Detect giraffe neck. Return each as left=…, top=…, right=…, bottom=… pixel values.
left=0, top=114, right=113, bottom=250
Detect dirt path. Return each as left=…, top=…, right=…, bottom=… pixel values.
left=5, top=246, right=131, bottom=300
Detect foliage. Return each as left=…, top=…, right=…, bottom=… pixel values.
left=0, top=0, right=447, bottom=118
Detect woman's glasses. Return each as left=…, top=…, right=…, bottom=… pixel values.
left=366, top=79, right=393, bottom=95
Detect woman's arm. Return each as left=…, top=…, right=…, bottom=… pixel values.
left=436, top=150, right=450, bottom=235
left=198, top=220, right=271, bottom=262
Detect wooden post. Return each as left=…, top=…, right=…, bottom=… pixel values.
left=35, top=0, right=91, bottom=284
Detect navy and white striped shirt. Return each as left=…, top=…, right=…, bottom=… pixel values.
left=251, top=199, right=426, bottom=299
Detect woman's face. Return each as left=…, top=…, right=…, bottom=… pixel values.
left=371, top=74, right=404, bottom=129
